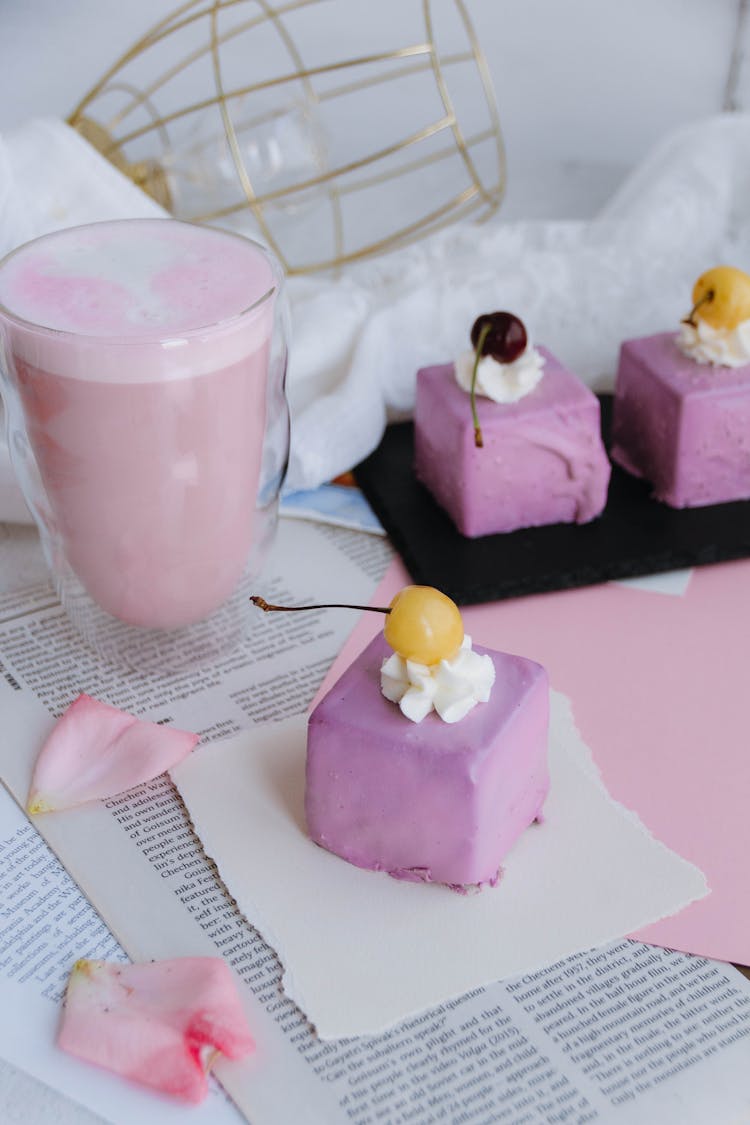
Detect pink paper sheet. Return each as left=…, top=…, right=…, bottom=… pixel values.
left=317, top=559, right=750, bottom=967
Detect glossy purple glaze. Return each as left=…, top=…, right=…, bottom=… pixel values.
left=305, top=635, right=550, bottom=889
left=413, top=350, right=610, bottom=537
left=612, top=332, right=750, bottom=508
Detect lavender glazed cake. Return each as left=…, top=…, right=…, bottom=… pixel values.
left=414, top=313, right=610, bottom=538
left=304, top=585, right=550, bottom=890
left=612, top=266, right=750, bottom=509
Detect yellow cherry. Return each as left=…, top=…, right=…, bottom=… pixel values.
left=384, top=585, right=464, bottom=665
left=250, top=588, right=464, bottom=665
left=688, top=266, right=750, bottom=330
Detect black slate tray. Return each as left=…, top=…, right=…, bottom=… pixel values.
left=353, top=395, right=750, bottom=606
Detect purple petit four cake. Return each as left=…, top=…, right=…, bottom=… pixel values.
left=612, top=334, right=750, bottom=508
left=306, top=597, right=549, bottom=891
left=612, top=267, right=750, bottom=509
left=414, top=314, right=610, bottom=538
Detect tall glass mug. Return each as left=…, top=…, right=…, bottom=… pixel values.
left=0, top=219, right=289, bottom=669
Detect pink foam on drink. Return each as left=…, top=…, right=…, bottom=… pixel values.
left=0, top=220, right=277, bottom=629
left=0, top=220, right=275, bottom=342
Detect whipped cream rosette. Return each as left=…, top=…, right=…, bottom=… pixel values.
left=454, top=346, right=545, bottom=403
left=381, top=635, right=495, bottom=724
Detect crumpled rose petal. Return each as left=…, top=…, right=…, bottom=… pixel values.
left=27, top=693, right=199, bottom=814
left=58, top=957, right=255, bottom=1104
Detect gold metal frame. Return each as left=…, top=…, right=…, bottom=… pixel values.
left=69, top=0, right=505, bottom=274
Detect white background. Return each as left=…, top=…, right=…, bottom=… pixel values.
left=1, top=0, right=748, bottom=222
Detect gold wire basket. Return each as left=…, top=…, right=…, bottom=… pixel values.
left=69, top=0, right=505, bottom=275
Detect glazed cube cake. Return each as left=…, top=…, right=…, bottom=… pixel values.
left=305, top=634, right=549, bottom=889
left=414, top=348, right=610, bottom=537
left=611, top=333, right=750, bottom=508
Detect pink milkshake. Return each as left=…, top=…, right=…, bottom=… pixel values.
left=0, top=220, right=286, bottom=636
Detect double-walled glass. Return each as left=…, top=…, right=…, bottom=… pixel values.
left=0, top=219, right=289, bottom=669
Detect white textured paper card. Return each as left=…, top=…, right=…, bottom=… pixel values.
left=612, top=568, right=693, bottom=596
left=172, top=692, right=708, bottom=1039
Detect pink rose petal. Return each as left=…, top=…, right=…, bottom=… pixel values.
left=27, top=693, right=199, bottom=814
left=58, top=957, right=255, bottom=1103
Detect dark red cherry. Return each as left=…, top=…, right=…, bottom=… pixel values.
left=470, top=312, right=527, bottom=364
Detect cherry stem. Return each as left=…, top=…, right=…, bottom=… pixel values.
left=682, top=289, right=714, bottom=327
left=470, top=322, right=490, bottom=448
left=251, top=596, right=390, bottom=615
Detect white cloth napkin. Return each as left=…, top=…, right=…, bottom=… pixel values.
left=285, top=113, right=750, bottom=490
left=2, top=113, right=750, bottom=520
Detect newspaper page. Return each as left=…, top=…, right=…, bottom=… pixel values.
left=1, top=518, right=750, bottom=1124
